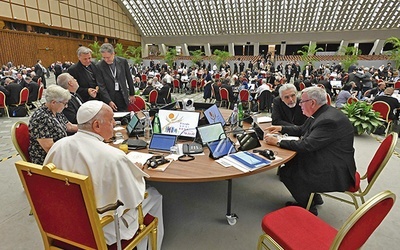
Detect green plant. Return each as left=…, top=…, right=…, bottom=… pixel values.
left=384, top=37, right=400, bottom=69
left=164, top=48, right=177, bottom=67
left=190, top=49, right=204, bottom=67
left=126, top=45, right=142, bottom=65
left=339, top=46, right=362, bottom=72
left=114, top=43, right=127, bottom=58
left=341, top=101, right=384, bottom=135
left=297, top=44, right=323, bottom=68
left=213, top=49, right=231, bottom=68
left=88, top=41, right=102, bottom=61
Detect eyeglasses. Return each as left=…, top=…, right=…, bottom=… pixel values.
left=299, top=99, right=312, bottom=104
left=57, top=101, right=68, bottom=107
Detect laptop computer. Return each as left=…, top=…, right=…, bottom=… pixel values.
left=197, top=122, right=226, bottom=145
left=148, top=133, right=177, bottom=153
left=204, top=104, right=226, bottom=126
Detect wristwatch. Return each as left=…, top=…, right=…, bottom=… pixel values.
left=276, top=141, right=280, bottom=147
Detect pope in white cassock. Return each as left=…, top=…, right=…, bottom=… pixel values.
left=44, top=100, right=163, bottom=250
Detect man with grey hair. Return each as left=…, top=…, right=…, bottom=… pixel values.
left=44, top=100, right=164, bottom=249
left=57, top=72, right=82, bottom=124
left=67, top=46, right=100, bottom=102
left=97, top=43, right=135, bottom=112
left=271, top=84, right=307, bottom=126
left=264, top=86, right=356, bottom=215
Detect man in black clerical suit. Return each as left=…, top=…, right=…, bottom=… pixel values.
left=67, top=46, right=100, bottom=103
left=265, top=87, right=356, bottom=215
left=57, top=73, right=82, bottom=124
left=4, top=78, right=22, bottom=105
left=373, top=87, right=400, bottom=121
left=34, top=59, right=47, bottom=88
left=156, top=78, right=172, bottom=104
left=25, top=77, right=39, bottom=107
left=97, top=43, right=135, bottom=112
left=272, top=84, right=307, bottom=126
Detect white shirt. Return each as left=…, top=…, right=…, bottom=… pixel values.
left=44, top=131, right=148, bottom=244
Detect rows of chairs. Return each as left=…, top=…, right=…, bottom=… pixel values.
left=0, top=85, right=44, bottom=117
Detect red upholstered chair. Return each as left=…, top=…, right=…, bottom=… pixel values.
left=34, top=85, right=44, bottom=108
left=394, top=81, right=400, bottom=90
left=307, top=132, right=398, bottom=210
left=13, top=87, right=30, bottom=113
left=219, top=88, right=231, bottom=109
left=128, top=95, right=147, bottom=112
left=326, top=93, right=332, bottom=106
left=11, top=121, right=31, bottom=162
left=190, top=79, right=198, bottom=92
left=258, top=190, right=396, bottom=250
left=148, top=89, right=158, bottom=106
left=173, top=79, right=180, bottom=93
left=15, top=161, right=158, bottom=250
left=299, top=82, right=306, bottom=91
left=37, top=77, right=42, bottom=88
left=141, top=74, right=147, bottom=83
left=347, top=96, right=358, bottom=104
left=0, top=91, right=9, bottom=117
left=372, top=101, right=393, bottom=136
left=239, top=89, right=251, bottom=110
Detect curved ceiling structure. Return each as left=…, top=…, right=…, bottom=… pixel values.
left=119, top=0, right=400, bottom=45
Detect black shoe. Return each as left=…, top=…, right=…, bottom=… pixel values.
left=313, top=194, right=324, bottom=206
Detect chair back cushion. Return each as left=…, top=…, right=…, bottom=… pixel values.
left=239, top=89, right=250, bottom=102
left=372, top=101, right=391, bottom=121
left=220, top=88, right=229, bottom=100
left=335, top=191, right=395, bottom=249
left=366, top=133, right=394, bottom=182
left=0, top=91, right=6, bottom=107
left=12, top=122, right=31, bottom=162
left=22, top=168, right=98, bottom=248
left=149, top=90, right=158, bottom=103
left=20, top=87, right=29, bottom=104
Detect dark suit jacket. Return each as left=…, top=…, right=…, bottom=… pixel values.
left=271, top=97, right=307, bottom=126
left=157, top=84, right=172, bottom=104
left=96, top=56, right=134, bottom=107
left=67, top=61, right=103, bottom=102
left=63, top=93, right=83, bottom=124
left=5, top=82, right=23, bottom=105
left=280, top=105, right=356, bottom=192
left=27, top=82, right=39, bottom=103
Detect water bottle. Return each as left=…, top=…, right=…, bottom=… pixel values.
left=230, top=103, right=238, bottom=128
left=153, top=113, right=161, bottom=134
left=238, top=102, right=244, bottom=127
left=143, top=111, right=152, bottom=142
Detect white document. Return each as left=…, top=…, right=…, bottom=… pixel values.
left=113, top=112, right=130, bottom=118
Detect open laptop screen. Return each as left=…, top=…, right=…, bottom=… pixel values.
left=204, top=104, right=226, bottom=126
left=158, top=110, right=200, bottom=138
left=197, top=123, right=226, bottom=145
left=148, top=133, right=177, bottom=152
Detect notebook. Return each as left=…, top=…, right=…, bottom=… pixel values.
left=148, top=133, right=177, bottom=153
left=197, top=123, right=226, bottom=145
left=204, top=104, right=226, bottom=126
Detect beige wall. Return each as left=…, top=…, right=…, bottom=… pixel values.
left=0, top=0, right=140, bottom=42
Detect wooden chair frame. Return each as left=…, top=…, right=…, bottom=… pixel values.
left=258, top=190, right=396, bottom=250
left=148, top=89, right=158, bottom=106
left=34, top=85, right=44, bottom=108
left=306, top=132, right=398, bottom=210
left=15, top=161, right=158, bottom=250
